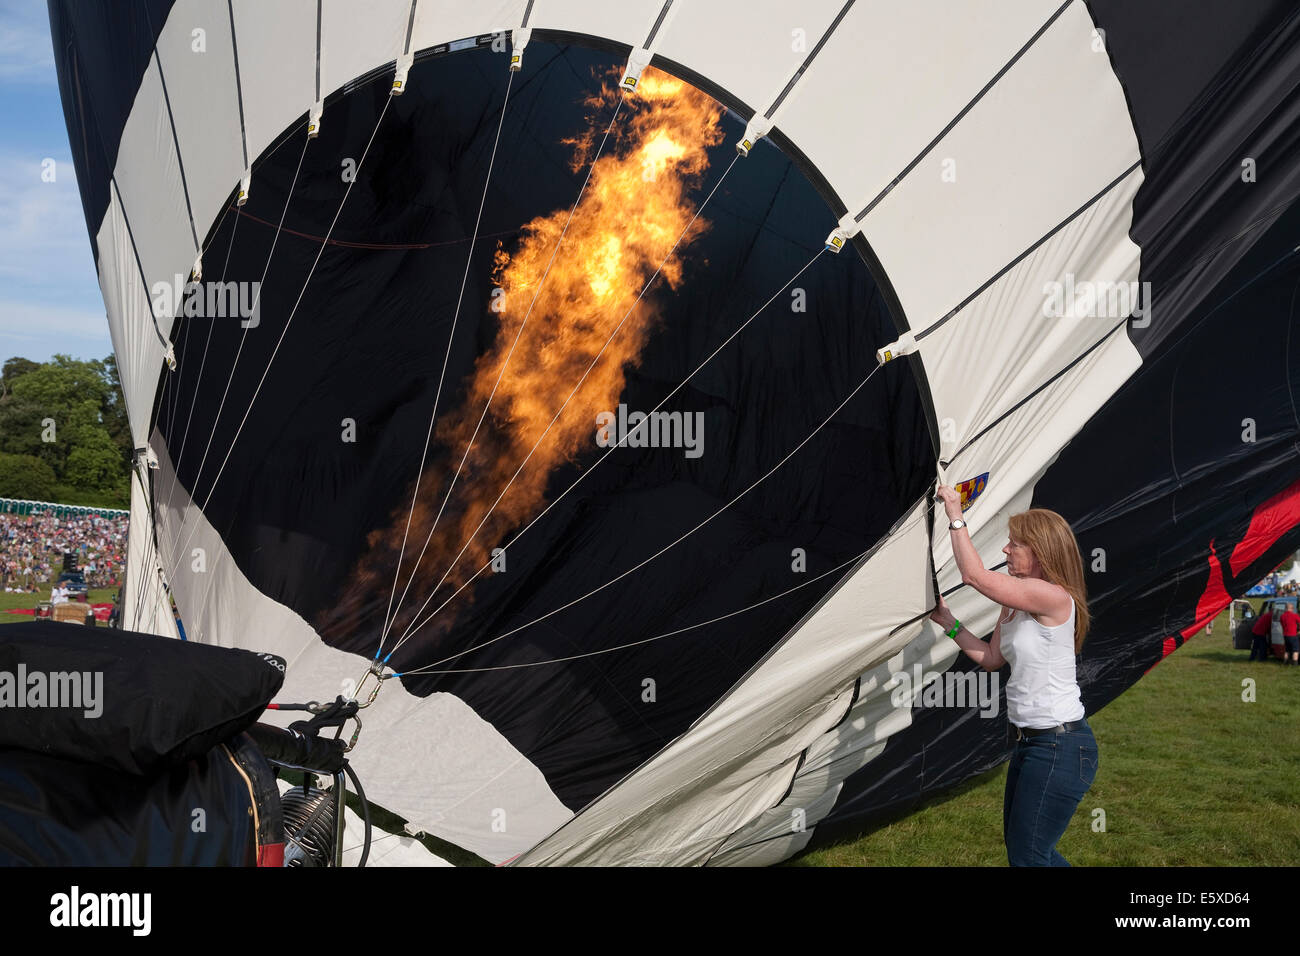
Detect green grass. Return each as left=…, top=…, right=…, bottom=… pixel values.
left=0, top=584, right=116, bottom=617
left=786, top=598, right=1300, bottom=866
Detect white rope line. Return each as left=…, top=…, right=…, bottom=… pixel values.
left=160, top=119, right=307, bottom=526
left=175, top=132, right=312, bottom=634
left=159, top=201, right=241, bottom=535
left=160, top=334, right=182, bottom=449
left=171, top=96, right=393, bottom=575
left=190, top=541, right=227, bottom=645
left=387, top=152, right=741, bottom=657
left=159, top=122, right=323, bottom=642
left=199, top=186, right=237, bottom=258
left=389, top=246, right=827, bottom=655
left=129, top=466, right=160, bottom=632
left=160, top=204, right=241, bottom=518
left=165, top=135, right=311, bottom=579
left=341, top=830, right=406, bottom=855
left=394, top=507, right=927, bottom=676
left=365, top=352, right=899, bottom=849
left=397, top=361, right=882, bottom=670
left=128, top=469, right=148, bottom=631
left=376, top=95, right=626, bottom=652
left=156, top=219, right=243, bottom=646
left=376, top=71, right=517, bottom=656
left=126, top=128, right=302, bottom=637
left=242, top=136, right=310, bottom=345
left=160, top=182, right=242, bottom=443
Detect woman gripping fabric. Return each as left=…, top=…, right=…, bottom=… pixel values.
left=928, top=484, right=1098, bottom=866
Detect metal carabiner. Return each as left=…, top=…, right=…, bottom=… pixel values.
left=359, top=677, right=383, bottom=710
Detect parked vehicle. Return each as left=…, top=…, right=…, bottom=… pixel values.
left=1231, top=599, right=1257, bottom=650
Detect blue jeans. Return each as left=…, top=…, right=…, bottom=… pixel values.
left=1003, top=719, right=1098, bottom=866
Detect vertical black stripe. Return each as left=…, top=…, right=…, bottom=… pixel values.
left=946, top=317, right=1130, bottom=469
left=915, top=160, right=1142, bottom=342
left=520, top=0, right=535, bottom=28
left=924, top=477, right=939, bottom=613
left=110, top=176, right=169, bottom=349
left=315, top=0, right=322, bottom=102
left=227, top=0, right=248, bottom=170
left=403, top=0, right=418, bottom=55
left=765, top=0, right=855, bottom=119
left=151, top=51, right=200, bottom=253
left=853, top=0, right=1073, bottom=222
left=644, top=0, right=673, bottom=47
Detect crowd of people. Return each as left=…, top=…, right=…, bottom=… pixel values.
left=1248, top=597, right=1300, bottom=665
left=1, top=510, right=129, bottom=594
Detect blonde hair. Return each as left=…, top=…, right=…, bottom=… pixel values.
left=1007, top=509, right=1090, bottom=653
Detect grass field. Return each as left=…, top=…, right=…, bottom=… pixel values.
left=0, top=586, right=116, bottom=616
left=786, top=598, right=1300, bottom=866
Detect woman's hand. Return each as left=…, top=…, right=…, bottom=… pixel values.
left=930, top=593, right=956, bottom=631
left=935, top=484, right=964, bottom=522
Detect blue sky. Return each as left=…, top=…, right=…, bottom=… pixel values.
left=0, top=0, right=113, bottom=366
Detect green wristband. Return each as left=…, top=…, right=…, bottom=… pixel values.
left=946, top=620, right=961, bottom=640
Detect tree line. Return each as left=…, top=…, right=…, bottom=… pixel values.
left=0, top=355, right=132, bottom=509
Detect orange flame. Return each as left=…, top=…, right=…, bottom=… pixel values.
left=323, top=68, right=725, bottom=650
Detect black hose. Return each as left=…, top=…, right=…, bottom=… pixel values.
left=342, top=760, right=371, bottom=868
left=247, top=721, right=347, bottom=774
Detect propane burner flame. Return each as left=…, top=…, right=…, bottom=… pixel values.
left=324, top=68, right=725, bottom=653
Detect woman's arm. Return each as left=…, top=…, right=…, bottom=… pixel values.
left=930, top=595, right=1006, bottom=671
left=937, top=485, right=1071, bottom=619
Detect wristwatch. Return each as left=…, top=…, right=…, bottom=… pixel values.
left=949, top=519, right=966, bottom=530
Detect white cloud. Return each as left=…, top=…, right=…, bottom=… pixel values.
left=0, top=298, right=111, bottom=361
left=0, top=151, right=97, bottom=282
left=0, top=0, right=56, bottom=84
left=0, top=151, right=108, bottom=360
left=0, top=9, right=113, bottom=361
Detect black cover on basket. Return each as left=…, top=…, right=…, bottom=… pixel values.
left=0, top=734, right=276, bottom=866
left=0, top=621, right=285, bottom=776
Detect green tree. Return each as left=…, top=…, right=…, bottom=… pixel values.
left=63, top=427, right=122, bottom=490
left=0, top=354, right=131, bottom=502
left=0, top=357, right=39, bottom=397
left=0, top=393, right=51, bottom=460
left=100, top=354, right=132, bottom=471
left=0, top=453, right=57, bottom=500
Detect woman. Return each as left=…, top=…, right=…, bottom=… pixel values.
left=928, top=485, right=1098, bottom=866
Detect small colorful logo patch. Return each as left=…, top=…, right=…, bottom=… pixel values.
left=955, top=472, right=989, bottom=511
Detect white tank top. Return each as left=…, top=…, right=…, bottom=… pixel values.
left=1000, top=599, right=1085, bottom=729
